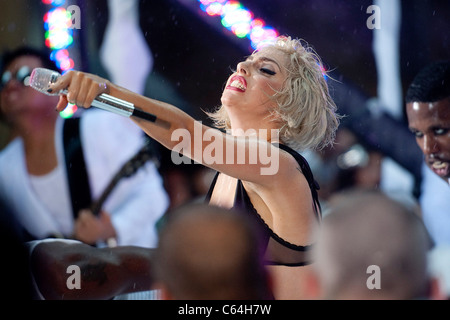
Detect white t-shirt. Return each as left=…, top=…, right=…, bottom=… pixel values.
left=420, top=163, right=450, bottom=246
left=29, top=164, right=73, bottom=236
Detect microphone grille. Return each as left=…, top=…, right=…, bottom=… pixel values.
left=28, top=68, right=61, bottom=96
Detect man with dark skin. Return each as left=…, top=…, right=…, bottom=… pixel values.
left=405, top=61, right=450, bottom=247
left=30, top=238, right=154, bottom=300
left=405, top=61, right=450, bottom=185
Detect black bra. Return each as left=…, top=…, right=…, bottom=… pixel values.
left=205, top=143, right=321, bottom=267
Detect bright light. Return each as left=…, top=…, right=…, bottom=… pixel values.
left=45, top=29, right=73, bottom=49
left=42, top=0, right=66, bottom=5
left=42, top=0, right=77, bottom=117
left=205, top=3, right=224, bottom=16
left=198, top=0, right=278, bottom=50
left=59, top=104, right=78, bottom=119
left=44, top=8, right=72, bottom=30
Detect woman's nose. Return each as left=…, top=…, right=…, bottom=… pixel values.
left=237, top=61, right=249, bottom=75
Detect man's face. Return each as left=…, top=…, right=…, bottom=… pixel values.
left=0, top=55, right=59, bottom=126
left=406, top=98, right=450, bottom=182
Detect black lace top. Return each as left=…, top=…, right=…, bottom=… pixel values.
left=205, top=143, right=321, bottom=267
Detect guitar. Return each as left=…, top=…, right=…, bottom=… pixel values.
left=90, top=140, right=159, bottom=216
left=88, top=140, right=159, bottom=247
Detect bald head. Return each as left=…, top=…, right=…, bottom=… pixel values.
left=314, top=189, right=431, bottom=299
left=153, top=203, right=271, bottom=300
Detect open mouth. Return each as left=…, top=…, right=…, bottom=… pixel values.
left=429, top=160, right=450, bottom=178
left=226, top=75, right=246, bottom=92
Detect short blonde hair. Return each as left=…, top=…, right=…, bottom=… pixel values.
left=209, top=36, right=340, bottom=151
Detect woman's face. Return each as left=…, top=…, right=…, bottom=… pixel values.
left=221, top=46, right=289, bottom=116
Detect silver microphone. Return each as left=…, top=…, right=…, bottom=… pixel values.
left=27, top=68, right=169, bottom=128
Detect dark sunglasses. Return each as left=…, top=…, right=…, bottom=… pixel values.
left=0, top=65, right=32, bottom=90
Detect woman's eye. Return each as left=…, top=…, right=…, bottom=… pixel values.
left=260, top=68, right=276, bottom=75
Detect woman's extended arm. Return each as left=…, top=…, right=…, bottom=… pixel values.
left=50, top=71, right=289, bottom=186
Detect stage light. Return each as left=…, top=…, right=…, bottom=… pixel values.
left=59, top=104, right=78, bottom=119
left=45, top=30, right=73, bottom=50
left=43, top=8, right=73, bottom=50
left=204, top=2, right=224, bottom=16
left=194, top=1, right=328, bottom=80
left=42, top=0, right=77, bottom=117
left=197, top=0, right=278, bottom=49
left=42, top=3, right=75, bottom=72
left=42, top=0, right=66, bottom=5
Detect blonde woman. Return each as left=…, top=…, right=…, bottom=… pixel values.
left=50, top=36, right=340, bottom=299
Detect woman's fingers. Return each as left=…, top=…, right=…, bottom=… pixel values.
left=86, top=81, right=103, bottom=108
left=48, top=70, right=73, bottom=93
left=76, top=76, right=93, bottom=108
left=66, top=72, right=83, bottom=105
left=49, top=70, right=109, bottom=110
left=56, top=95, right=69, bottom=112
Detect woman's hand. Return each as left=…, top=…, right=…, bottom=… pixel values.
left=48, top=70, right=111, bottom=112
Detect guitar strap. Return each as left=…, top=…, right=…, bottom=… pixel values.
left=62, top=117, right=92, bottom=219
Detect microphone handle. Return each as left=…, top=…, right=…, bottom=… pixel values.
left=60, top=89, right=168, bottom=128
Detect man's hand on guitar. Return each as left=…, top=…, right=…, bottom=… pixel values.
left=73, top=209, right=117, bottom=245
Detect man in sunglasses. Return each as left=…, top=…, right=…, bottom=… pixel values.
left=0, top=49, right=48, bottom=144
left=0, top=47, right=169, bottom=248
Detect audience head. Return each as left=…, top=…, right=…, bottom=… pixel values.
left=405, top=61, right=450, bottom=183
left=1, top=46, right=59, bottom=76
left=309, top=189, right=432, bottom=300
left=152, top=203, right=272, bottom=300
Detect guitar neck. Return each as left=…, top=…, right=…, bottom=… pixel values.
left=90, top=173, right=124, bottom=216
left=89, top=142, right=156, bottom=216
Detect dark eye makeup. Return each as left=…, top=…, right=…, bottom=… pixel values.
left=260, top=68, right=276, bottom=75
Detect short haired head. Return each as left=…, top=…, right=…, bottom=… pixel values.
left=405, top=61, right=450, bottom=103
left=209, top=36, right=340, bottom=151
left=153, top=203, right=272, bottom=300
left=314, top=189, right=432, bottom=300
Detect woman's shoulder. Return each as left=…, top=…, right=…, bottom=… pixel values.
left=275, top=143, right=319, bottom=189
left=270, top=143, right=308, bottom=177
